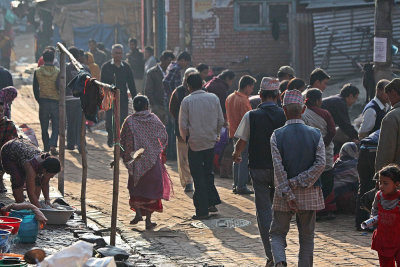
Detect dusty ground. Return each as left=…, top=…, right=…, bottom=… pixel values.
left=8, top=32, right=380, bottom=266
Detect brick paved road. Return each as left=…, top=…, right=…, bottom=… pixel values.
left=10, top=70, right=379, bottom=266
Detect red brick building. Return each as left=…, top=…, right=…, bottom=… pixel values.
left=164, top=0, right=297, bottom=80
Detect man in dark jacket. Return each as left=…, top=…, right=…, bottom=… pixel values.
left=233, top=77, right=286, bottom=267
left=101, top=44, right=137, bottom=147
left=126, top=38, right=144, bottom=94
left=204, top=70, right=235, bottom=115
left=322, top=83, right=359, bottom=152
left=144, top=50, right=175, bottom=125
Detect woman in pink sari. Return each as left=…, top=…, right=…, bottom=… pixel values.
left=120, top=95, right=171, bottom=230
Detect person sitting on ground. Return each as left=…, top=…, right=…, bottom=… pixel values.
left=330, top=142, right=359, bottom=213
left=0, top=138, right=61, bottom=208
left=120, top=95, right=171, bottom=230
left=0, top=101, right=18, bottom=193
left=309, top=68, right=330, bottom=91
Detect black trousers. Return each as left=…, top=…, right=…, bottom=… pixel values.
left=106, top=98, right=128, bottom=143
left=355, top=147, right=377, bottom=227
left=188, top=147, right=221, bottom=216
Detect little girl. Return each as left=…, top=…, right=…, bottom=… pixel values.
left=371, top=164, right=400, bottom=267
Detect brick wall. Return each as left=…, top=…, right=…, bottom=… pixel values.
left=166, top=1, right=290, bottom=79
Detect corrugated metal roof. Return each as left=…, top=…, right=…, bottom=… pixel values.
left=312, top=6, right=400, bottom=80
left=300, top=0, right=400, bottom=9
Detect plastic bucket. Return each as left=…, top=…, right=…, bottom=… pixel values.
left=0, top=218, right=21, bottom=235
left=0, top=227, right=13, bottom=235
left=8, top=211, right=38, bottom=244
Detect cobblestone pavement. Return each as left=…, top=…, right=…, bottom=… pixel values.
left=9, top=68, right=380, bottom=266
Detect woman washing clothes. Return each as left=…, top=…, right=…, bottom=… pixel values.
left=0, top=138, right=61, bottom=208
left=120, top=95, right=171, bottom=230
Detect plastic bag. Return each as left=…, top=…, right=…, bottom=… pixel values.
left=83, top=257, right=116, bottom=267
left=40, top=240, right=93, bottom=267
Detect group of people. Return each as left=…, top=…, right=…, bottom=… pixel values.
left=1, top=33, right=400, bottom=266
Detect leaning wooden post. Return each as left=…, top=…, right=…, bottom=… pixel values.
left=80, top=111, right=87, bottom=225
left=110, top=89, right=120, bottom=246
left=58, top=51, right=66, bottom=196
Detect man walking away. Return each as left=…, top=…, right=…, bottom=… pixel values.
left=33, top=49, right=60, bottom=155
left=322, top=84, right=359, bottom=153
left=270, top=89, right=326, bottom=267
left=309, top=68, right=330, bottom=92
left=358, top=79, right=390, bottom=139
left=101, top=44, right=137, bottom=148
left=126, top=38, right=144, bottom=94
left=88, top=39, right=107, bottom=69
left=145, top=50, right=175, bottom=125
left=170, top=68, right=198, bottom=192
left=226, top=75, right=256, bottom=195
left=233, top=77, right=286, bottom=267
left=179, top=73, right=224, bottom=219
left=375, top=78, right=400, bottom=171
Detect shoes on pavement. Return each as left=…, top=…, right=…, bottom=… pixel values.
left=50, top=147, right=59, bottom=156
left=208, top=205, right=218, bottom=213
left=265, top=259, right=274, bottom=267
left=275, top=262, right=287, bottom=267
left=232, top=186, right=237, bottom=194
left=236, top=188, right=254, bottom=195
left=192, top=214, right=210, bottom=220
left=184, top=183, right=194, bottom=192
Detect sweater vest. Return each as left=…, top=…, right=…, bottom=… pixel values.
left=36, top=65, right=59, bottom=101
left=275, top=123, right=321, bottom=187
left=362, top=99, right=386, bottom=134
left=248, top=104, right=286, bottom=169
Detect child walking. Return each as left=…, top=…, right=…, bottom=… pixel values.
left=371, top=164, right=400, bottom=267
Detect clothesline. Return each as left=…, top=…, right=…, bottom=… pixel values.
left=56, top=42, right=117, bottom=91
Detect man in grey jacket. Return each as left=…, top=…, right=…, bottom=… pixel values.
left=179, top=73, right=224, bottom=220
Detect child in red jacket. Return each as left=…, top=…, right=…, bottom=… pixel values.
left=371, top=164, right=400, bottom=267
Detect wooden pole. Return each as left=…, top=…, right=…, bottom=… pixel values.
left=80, top=111, right=87, bottom=225
left=58, top=51, right=66, bottom=196
left=110, top=90, right=120, bottom=246
left=374, top=0, right=394, bottom=81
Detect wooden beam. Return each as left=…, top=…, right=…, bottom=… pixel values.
left=80, top=111, right=87, bottom=225
left=110, top=90, right=121, bottom=246
left=58, top=51, right=66, bottom=196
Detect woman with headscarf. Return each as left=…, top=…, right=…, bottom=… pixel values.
left=84, top=52, right=100, bottom=80
left=120, top=95, right=171, bottom=230
left=0, top=86, right=17, bottom=119
left=331, top=142, right=359, bottom=213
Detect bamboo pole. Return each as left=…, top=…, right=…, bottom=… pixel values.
left=110, top=90, right=120, bottom=246
left=80, top=111, right=87, bottom=225
left=58, top=51, right=66, bottom=196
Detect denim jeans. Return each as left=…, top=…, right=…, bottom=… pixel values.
left=249, top=169, right=274, bottom=261
left=66, top=100, right=82, bottom=149
left=233, top=138, right=249, bottom=190
left=270, top=210, right=316, bottom=267
left=106, top=98, right=128, bottom=144
left=188, top=147, right=221, bottom=216
left=39, top=99, right=59, bottom=151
